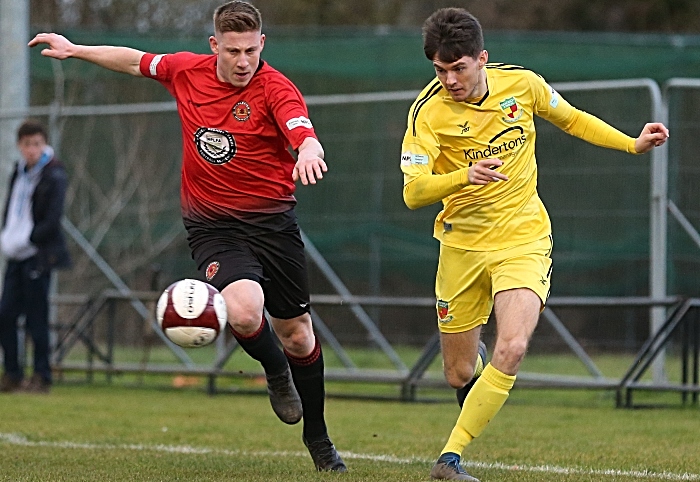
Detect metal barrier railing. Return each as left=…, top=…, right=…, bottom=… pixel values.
left=4, top=79, right=699, bottom=405
left=50, top=290, right=699, bottom=405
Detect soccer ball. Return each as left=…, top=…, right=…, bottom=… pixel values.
left=156, top=279, right=228, bottom=348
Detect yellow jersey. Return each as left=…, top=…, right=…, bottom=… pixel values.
left=401, top=64, right=637, bottom=251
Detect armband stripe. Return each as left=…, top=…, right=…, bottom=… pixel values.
left=149, top=54, right=165, bottom=77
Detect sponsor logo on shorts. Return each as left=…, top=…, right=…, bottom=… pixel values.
left=233, top=101, right=251, bottom=121
left=205, top=261, right=220, bottom=281
left=437, top=299, right=454, bottom=323
left=500, top=96, right=523, bottom=123
left=194, top=127, right=236, bottom=165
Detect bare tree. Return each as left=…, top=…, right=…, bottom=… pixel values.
left=31, top=0, right=700, bottom=32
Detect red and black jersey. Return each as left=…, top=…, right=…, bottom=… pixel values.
left=139, top=52, right=317, bottom=227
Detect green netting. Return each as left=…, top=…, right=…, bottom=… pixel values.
left=30, top=29, right=700, bottom=92
left=26, top=28, right=700, bottom=346
left=666, top=87, right=700, bottom=296
left=297, top=87, right=656, bottom=299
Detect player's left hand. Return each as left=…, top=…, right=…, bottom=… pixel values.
left=294, top=137, right=327, bottom=185
left=293, top=156, right=327, bottom=185
left=634, top=122, right=669, bottom=154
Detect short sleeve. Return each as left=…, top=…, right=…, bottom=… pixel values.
left=140, top=53, right=171, bottom=80
left=139, top=52, right=203, bottom=98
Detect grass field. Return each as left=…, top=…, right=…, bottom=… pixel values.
left=1, top=378, right=699, bottom=482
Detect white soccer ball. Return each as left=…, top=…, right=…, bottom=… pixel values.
left=156, top=279, right=228, bottom=348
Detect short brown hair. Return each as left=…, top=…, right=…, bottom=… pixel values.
left=214, top=1, right=262, bottom=34
left=17, top=120, right=48, bottom=143
left=422, top=8, right=484, bottom=63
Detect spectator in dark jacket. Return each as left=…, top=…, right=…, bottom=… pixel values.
left=0, top=120, right=70, bottom=393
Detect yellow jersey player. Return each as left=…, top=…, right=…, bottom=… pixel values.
left=401, top=8, right=669, bottom=482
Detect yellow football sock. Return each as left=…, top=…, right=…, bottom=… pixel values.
left=441, top=363, right=515, bottom=456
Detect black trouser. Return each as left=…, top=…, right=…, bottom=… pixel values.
left=0, top=256, right=52, bottom=383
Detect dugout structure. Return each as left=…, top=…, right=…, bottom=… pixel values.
left=1, top=30, right=699, bottom=405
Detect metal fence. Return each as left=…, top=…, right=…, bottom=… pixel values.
left=1, top=78, right=699, bottom=404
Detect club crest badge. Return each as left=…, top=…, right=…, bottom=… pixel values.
left=437, top=299, right=454, bottom=323
left=205, top=261, right=220, bottom=281
left=500, top=97, right=523, bottom=123
left=233, top=101, right=251, bottom=121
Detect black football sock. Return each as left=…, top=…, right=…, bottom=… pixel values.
left=230, top=316, right=288, bottom=376
left=286, top=338, right=328, bottom=440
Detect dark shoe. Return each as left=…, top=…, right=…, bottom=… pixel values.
left=0, top=373, right=22, bottom=393
left=21, top=374, right=51, bottom=394
left=303, top=435, right=347, bottom=472
left=266, top=367, right=302, bottom=424
left=456, top=341, right=488, bottom=408
left=430, top=452, right=479, bottom=481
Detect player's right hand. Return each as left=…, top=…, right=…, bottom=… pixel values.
left=28, top=33, right=75, bottom=60
left=468, top=159, right=509, bottom=185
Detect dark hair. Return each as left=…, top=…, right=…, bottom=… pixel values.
left=422, top=8, right=484, bottom=63
left=17, top=120, right=48, bottom=143
left=214, top=1, right=262, bottom=34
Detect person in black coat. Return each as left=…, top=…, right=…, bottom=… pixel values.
left=0, top=120, right=70, bottom=393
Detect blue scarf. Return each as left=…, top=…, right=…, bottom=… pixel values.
left=16, top=146, right=54, bottom=217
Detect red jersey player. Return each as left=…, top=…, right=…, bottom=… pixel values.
left=139, top=50, right=318, bottom=220
left=29, top=1, right=347, bottom=473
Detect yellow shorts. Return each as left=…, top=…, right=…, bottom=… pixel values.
left=435, top=235, right=553, bottom=333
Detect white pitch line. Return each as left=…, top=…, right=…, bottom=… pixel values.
left=1, top=433, right=699, bottom=481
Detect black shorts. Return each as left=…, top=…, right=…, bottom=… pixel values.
left=186, top=212, right=310, bottom=320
